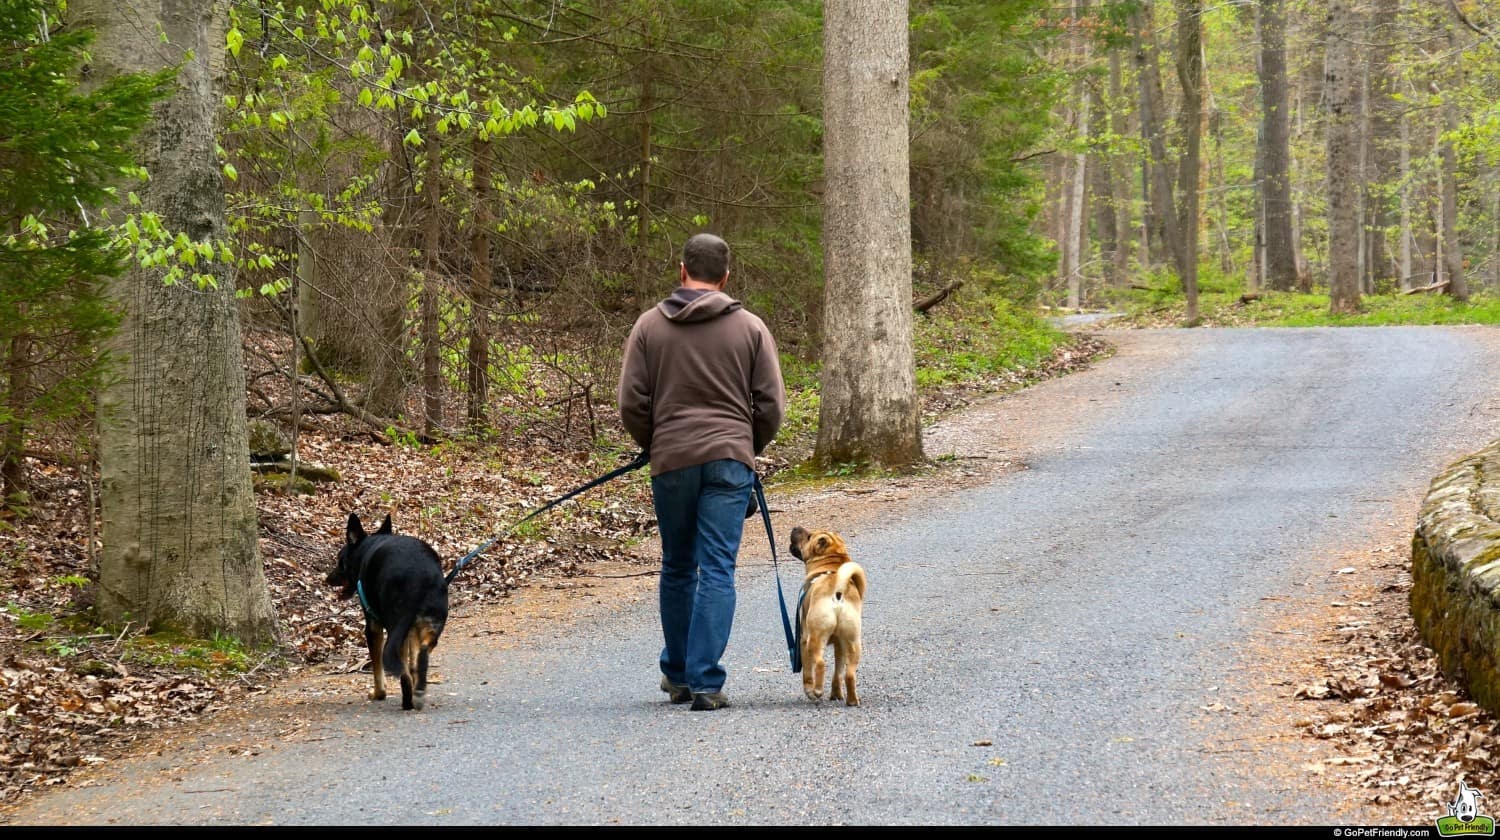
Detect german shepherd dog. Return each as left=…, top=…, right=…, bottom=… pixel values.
left=325, top=513, right=449, bottom=711
left=788, top=526, right=867, bottom=706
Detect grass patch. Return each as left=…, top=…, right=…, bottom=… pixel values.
left=1100, top=272, right=1500, bottom=328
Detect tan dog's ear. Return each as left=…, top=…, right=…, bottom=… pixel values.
left=813, top=534, right=831, bottom=554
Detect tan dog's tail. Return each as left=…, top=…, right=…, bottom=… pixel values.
left=834, top=562, right=866, bottom=603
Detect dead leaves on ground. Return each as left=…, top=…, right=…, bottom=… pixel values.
left=1289, top=546, right=1500, bottom=812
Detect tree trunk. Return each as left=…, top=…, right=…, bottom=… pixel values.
left=1259, top=0, right=1297, bottom=291
left=1175, top=0, right=1204, bottom=324
left=1133, top=2, right=1182, bottom=280
left=1325, top=0, right=1363, bottom=314
left=1108, top=50, right=1132, bottom=287
left=467, top=137, right=493, bottom=432
left=2, top=325, right=29, bottom=502
left=815, top=0, right=922, bottom=470
left=634, top=56, right=656, bottom=313
left=1439, top=62, right=1469, bottom=302
left=1066, top=85, right=1090, bottom=310
left=420, top=112, right=443, bottom=439
left=1400, top=112, right=1413, bottom=289
left=1365, top=0, right=1400, bottom=290
left=79, top=0, right=275, bottom=643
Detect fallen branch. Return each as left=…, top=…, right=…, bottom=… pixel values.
left=296, top=333, right=416, bottom=445
left=914, top=280, right=964, bottom=314
left=1238, top=292, right=1263, bottom=304
left=1401, top=279, right=1450, bottom=296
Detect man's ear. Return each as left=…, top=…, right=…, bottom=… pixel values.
left=679, top=262, right=690, bottom=285
left=718, top=269, right=730, bottom=290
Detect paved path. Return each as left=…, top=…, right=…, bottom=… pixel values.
left=7, top=326, right=1500, bottom=826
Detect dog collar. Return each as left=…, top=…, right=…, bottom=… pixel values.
left=355, top=579, right=379, bottom=624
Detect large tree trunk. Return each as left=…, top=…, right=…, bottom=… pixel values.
left=815, top=0, right=922, bottom=470
left=1259, top=0, right=1298, bottom=292
left=1065, top=87, right=1090, bottom=310
left=1175, top=0, right=1204, bottom=325
left=1325, top=0, right=1363, bottom=314
left=78, top=0, right=275, bottom=643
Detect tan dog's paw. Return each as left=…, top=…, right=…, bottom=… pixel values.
left=845, top=692, right=860, bottom=707
left=804, top=687, right=823, bottom=702
left=368, top=688, right=386, bottom=701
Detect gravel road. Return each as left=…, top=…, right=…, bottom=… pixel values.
left=7, top=325, right=1500, bottom=827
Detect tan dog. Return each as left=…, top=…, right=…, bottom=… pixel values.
left=789, top=526, right=867, bottom=706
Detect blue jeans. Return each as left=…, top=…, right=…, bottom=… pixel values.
left=652, top=458, right=753, bottom=694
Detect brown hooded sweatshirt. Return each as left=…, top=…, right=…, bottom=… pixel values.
left=617, top=288, right=786, bottom=476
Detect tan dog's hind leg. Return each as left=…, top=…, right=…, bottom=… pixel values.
left=801, top=631, right=826, bottom=701
left=830, top=636, right=848, bottom=702
left=365, top=625, right=387, bottom=701
left=842, top=637, right=861, bottom=706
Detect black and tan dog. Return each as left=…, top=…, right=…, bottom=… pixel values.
left=789, top=526, right=867, bottom=706
left=325, top=513, right=449, bottom=711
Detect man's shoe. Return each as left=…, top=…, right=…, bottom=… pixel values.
left=690, top=691, right=729, bottom=711
left=660, top=675, right=692, bottom=704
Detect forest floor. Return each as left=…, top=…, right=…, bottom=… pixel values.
left=3, top=318, right=1499, bottom=825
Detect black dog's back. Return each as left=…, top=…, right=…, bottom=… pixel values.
left=358, top=534, right=449, bottom=674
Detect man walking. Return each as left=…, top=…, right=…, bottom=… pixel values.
left=617, top=233, right=786, bottom=711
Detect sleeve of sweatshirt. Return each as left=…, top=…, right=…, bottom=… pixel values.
left=617, top=318, right=653, bottom=450
left=751, top=322, right=786, bottom=454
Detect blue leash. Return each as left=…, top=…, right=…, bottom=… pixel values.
left=445, top=449, right=651, bottom=584
left=753, top=474, right=802, bottom=674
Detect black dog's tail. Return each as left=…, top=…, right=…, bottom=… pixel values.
left=382, top=616, right=414, bottom=678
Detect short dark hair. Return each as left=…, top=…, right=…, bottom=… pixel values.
left=682, top=233, right=729, bottom=282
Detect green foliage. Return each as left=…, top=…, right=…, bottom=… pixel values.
left=913, top=288, right=1066, bottom=388
left=0, top=0, right=172, bottom=487
left=5, top=601, right=53, bottom=632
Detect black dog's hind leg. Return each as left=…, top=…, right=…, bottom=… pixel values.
left=382, top=619, right=416, bottom=710
left=365, top=622, right=387, bottom=701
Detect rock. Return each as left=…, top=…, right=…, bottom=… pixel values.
left=248, top=420, right=292, bottom=461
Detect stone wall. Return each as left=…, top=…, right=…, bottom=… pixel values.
left=1411, top=441, right=1500, bottom=712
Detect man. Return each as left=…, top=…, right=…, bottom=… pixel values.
left=617, top=233, right=786, bottom=711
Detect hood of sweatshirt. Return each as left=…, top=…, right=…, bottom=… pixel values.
left=657, top=287, right=743, bottom=323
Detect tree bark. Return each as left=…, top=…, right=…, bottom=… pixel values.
left=1259, top=0, right=1298, bottom=291
left=1107, top=50, right=1132, bottom=287
left=78, top=0, right=275, bottom=643
left=420, top=111, right=443, bottom=439
left=467, top=137, right=493, bottom=432
left=2, top=325, right=29, bottom=502
left=634, top=51, right=656, bottom=313
left=1365, top=0, right=1400, bottom=290
left=1133, top=2, right=1182, bottom=280
left=1175, top=0, right=1204, bottom=324
left=1438, top=71, right=1469, bottom=301
left=815, top=0, right=922, bottom=470
left=1325, top=0, right=1363, bottom=314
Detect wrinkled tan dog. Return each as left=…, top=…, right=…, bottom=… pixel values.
left=788, top=526, right=867, bottom=706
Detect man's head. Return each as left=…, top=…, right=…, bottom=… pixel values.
left=680, top=233, right=730, bottom=288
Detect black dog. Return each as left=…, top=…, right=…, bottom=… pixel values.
left=324, top=513, right=449, bottom=711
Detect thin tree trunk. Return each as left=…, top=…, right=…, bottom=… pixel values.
left=79, top=0, right=275, bottom=643
left=420, top=110, right=443, bottom=439
left=1366, top=0, right=1400, bottom=289
left=1400, top=112, right=1413, bottom=288
left=467, top=137, right=492, bottom=432
left=1175, top=0, right=1204, bottom=324
left=1439, top=56, right=1469, bottom=301
left=1108, top=50, right=1132, bottom=286
left=815, top=0, right=922, bottom=470
left=2, top=326, right=29, bottom=501
left=634, top=57, right=655, bottom=312
left=1326, top=0, right=1363, bottom=314
left=1067, top=85, right=1090, bottom=310
left=1133, top=2, right=1182, bottom=280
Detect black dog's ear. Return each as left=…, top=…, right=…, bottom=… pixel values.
left=377, top=514, right=392, bottom=534
left=346, top=513, right=366, bottom=546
